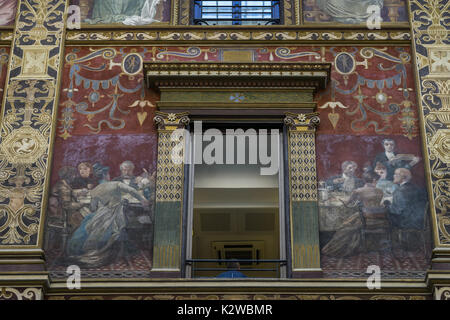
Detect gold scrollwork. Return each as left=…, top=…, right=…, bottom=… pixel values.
left=434, top=287, right=450, bottom=300
left=0, top=287, right=43, bottom=300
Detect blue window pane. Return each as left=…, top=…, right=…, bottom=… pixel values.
left=218, top=7, right=232, bottom=12
left=203, top=13, right=218, bottom=18
left=194, top=0, right=280, bottom=25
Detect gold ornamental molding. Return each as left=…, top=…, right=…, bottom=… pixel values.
left=43, top=278, right=430, bottom=298
left=145, top=62, right=328, bottom=117
left=145, top=62, right=331, bottom=90
left=65, top=27, right=412, bottom=45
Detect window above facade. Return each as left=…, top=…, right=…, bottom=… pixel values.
left=193, top=0, right=281, bottom=25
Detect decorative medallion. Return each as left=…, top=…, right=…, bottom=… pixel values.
left=429, top=129, right=450, bottom=164
left=19, top=47, right=50, bottom=79
left=122, top=53, right=143, bottom=76
left=230, top=93, right=245, bottom=103
left=334, top=52, right=356, bottom=75
left=0, top=127, right=47, bottom=165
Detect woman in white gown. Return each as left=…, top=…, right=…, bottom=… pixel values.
left=123, top=0, right=162, bottom=25
left=316, top=0, right=384, bottom=24
left=86, top=0, right=161, bottom=25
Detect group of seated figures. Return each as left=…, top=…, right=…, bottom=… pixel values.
left=319, top=139, right=428, bottom=257
left=47, top=161, right=155, bottom=267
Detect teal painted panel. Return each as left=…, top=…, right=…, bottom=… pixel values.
left=161, top=91, right=314, bottom=103
left=291, top=201, right=320, bottom=268
left=154, top=201, right=182, bottom=246
left=292, top=201, right=320, bottom=245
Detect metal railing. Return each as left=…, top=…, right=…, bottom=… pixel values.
left=186, top=259, right=287, bottom=278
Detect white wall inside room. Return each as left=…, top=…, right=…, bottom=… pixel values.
left=192, top=162, right=280, bottom=277
left=194, top=164, right=278, bottom=189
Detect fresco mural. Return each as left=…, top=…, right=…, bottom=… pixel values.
left=310, top=46, right=428, bottom=278
left=303, top=0, right=408, bottom=23
left=45, top=47, right=158, bottom=277
left=45, top=45, right=430, bottom=279
left=46, top=135, right=157, bottom=273
left=317, top=135, right=430, bottom=278
left=0, top=0, right=16, bottom=26
left=69, top=0, right=171, bottom=25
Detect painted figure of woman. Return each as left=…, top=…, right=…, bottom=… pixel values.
left=123, top=0, right=162, bottom=25
left=72, top=162, right=97, bottom=190
left=321, top=172, right=389, bottom=257
left=0, top=0, right=17, bottom=26
left=66, top=163, right=149, bottom=267
left=316, top=0, right=384, bottom=24
left=86, top=0, right=161, bottom=25
left=374, top=161, right=398, bottom=203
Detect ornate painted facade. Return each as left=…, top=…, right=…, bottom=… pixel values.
left=0, top=0, right=448, bottom=300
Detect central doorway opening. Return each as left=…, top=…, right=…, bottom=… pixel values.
left=186, top=123, right=286, bottom=278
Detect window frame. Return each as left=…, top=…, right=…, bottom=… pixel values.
left=183, top=123, right=288, bottom=279
left=192, top=0, right=282, bottom=26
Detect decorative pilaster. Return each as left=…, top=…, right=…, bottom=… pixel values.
left=284, top=112, right=322, bottom=277
left=409, top=0, right=450, bottom=298
left=152, top=111, right=190, bottom=273
left=408, top=0, right=449, bottom=262
left=0, top=0, right=68, bottom=271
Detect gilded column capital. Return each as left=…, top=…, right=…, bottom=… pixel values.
left=153, top=111, right=190, bottom=131
left=284, top=112, right=320, bottom=132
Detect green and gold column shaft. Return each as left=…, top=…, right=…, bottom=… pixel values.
left=285, top=112, right=321, bottom=274
left=408, top=0, right=450, bottom=261
left=152, top=111, right=190, bottom=271
left=0, top=0, right=69, bottom=255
